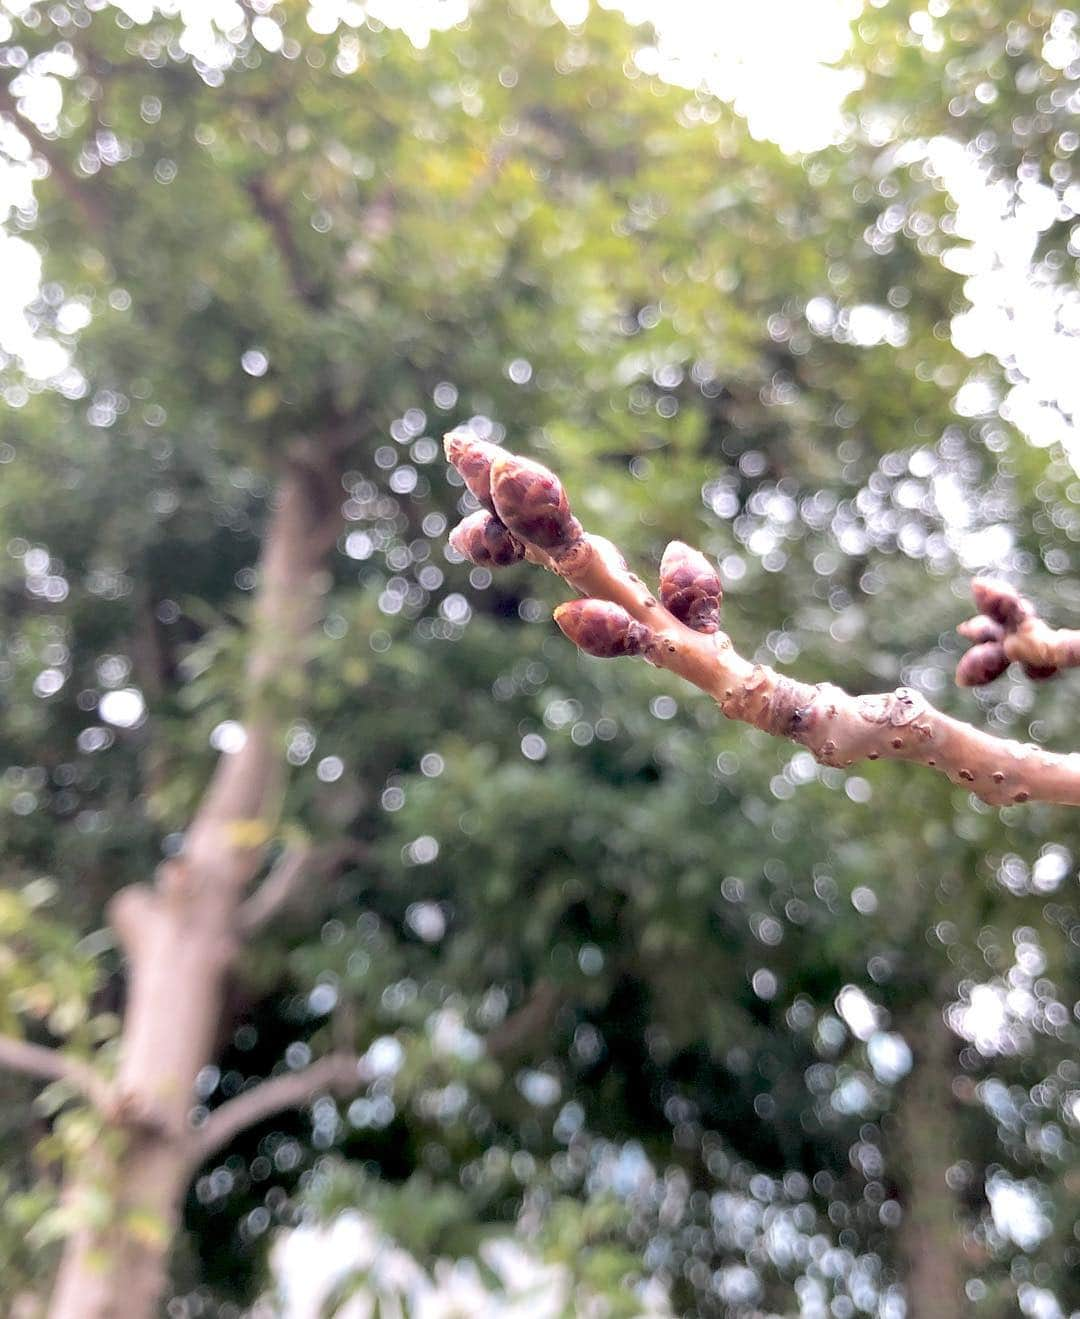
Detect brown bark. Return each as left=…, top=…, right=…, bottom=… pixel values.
left=893, top=1003, right=967, bottom=1319
left=45, top=452, right=341, bottom=1319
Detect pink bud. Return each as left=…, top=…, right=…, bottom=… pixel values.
left=449, top=511, right=525, bottom=568
left=443, top=430, right=501, bottom=511
left=970, top=578, right=1034, bottom=630
left=1021, top=662, right=1059, bottom=682
left=490, top=452, right=583, bottom=552
left=553, top=599, right=652, bottom=659
left=956, top=614, right=1004, bottom=644
left=956, top=641, right=1009, bottom=687
left=659, top=541, right=722, bottom=633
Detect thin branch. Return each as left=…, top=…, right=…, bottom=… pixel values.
left=244, top=175, right=325, bottom=309
left=185, top=1052, right=360, bottom=1168
left=0, top=1033, right=113, bottom=1114
left=235, top=843, right=313, bottom=936
left=444, top=435, right=1080, bottom=808
left=0, top=80, right=109, bottom=231
left=484, top=979, right=562, bottom=1061
left=237, top=839, right=369, bottom=936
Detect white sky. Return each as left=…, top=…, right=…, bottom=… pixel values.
left=5, top=0, right=1078, bottom=486
left=611, top=0, right=862, bottom=154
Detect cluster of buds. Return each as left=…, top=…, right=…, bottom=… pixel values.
left=956, top=577, right=1056, bottom=686
left=444, top=432, right=726, bottom=663
left=444, top=430, right=583, bottom=566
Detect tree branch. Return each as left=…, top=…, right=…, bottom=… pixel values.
left=244, top=175, right=325, bottom=309
left=444, top=435, right=1080, bottom=808
left=484, top=979, right=562, bottom=1062
left=0, top=80, right=109, bottom=231
left=0, top=1033, right=112, bottom=1114
left=237, top=839, right=369, bottom=936
left=115, top=448, right=343, bottom=1105
left=235, top=843, right=313, bottom=936
left=185, top=1052, right=360, bottom=1169
left=180, top=450, right=337, bottom=894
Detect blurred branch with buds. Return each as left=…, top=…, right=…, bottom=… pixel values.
left=955, top=577, right=1080, bottom=687
left=443, top=431, right=1080, bottom=809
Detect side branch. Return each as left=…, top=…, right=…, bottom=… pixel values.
left=0, top=1033, right=112, bottom=1114
left=185, top=1053, right=360, bottom=1168
left=245, top=176, right=325, bottom=309
left=444, top=435, right=1080, bottom=809
left=484, top=979, right=562, bottom=1062
left=236, top=844, right=313, bottom=936
left=237, top=839, right=367, bottom=935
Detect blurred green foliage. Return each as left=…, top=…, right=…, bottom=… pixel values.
left=1, top=0, right=1079, bottom=1315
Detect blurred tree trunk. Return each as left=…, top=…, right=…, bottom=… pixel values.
left=894, top=1000, right=967, bottom=1319
left=46, top=451, right=339, bottom=1319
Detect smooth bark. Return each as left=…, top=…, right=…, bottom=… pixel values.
left=46, top=454, right=339, bottom=1319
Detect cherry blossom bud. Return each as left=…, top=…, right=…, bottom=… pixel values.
left=970, top=578, right=1034, bottom=630
left=956, top=614, right=1004, bottom=644
left=490, top=452, right=583, bottom=552
left=1021, top=662, right=1059, bottom=682
left=443, top=430, right=500, bottom=511
left=449, top=511, right=524, bottom=568
left=956, top=641, right=1009, bottom=687
left=659, top=541, right=722, bottom=633
left=554, top=599, right=652, bottom=659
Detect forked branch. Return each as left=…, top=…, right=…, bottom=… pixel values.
left=237, top=839, right=369, bottom=936
left=0, top=1033, right=113, bottom=1114
left=444, top=433, right=1080, bottom=808
left=185, top=1052, right=360, bottom=1169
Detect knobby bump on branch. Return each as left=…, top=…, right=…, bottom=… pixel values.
left=443, top=431, right=1080, bottom=809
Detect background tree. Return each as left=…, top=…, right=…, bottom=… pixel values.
left=0, top=2, right=1078, bottom=1317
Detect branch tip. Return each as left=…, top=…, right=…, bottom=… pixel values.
left=489, top=451, right=583, bottom=552
left=957, top=579, right=1080, bottom=686
left=443, top=429, right=500, bottom=511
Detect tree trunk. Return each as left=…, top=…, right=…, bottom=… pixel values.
left=45, top=454, right=337, bottom=1319
left=893, top=1001, right=967, bottom=1319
